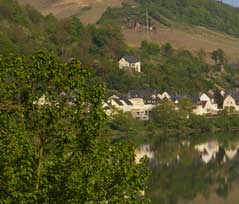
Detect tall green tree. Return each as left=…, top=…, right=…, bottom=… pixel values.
left=0, top=52, right=149, bottom=203
left=150, top=100, right=178, bottom=130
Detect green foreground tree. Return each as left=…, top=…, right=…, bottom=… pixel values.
left=0, top=52, right=149, bottom=203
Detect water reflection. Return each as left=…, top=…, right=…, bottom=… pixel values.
left=143, top=135, right=239, bottom=204
left=135, top=144, right=154, bottom=164
left=195, top=141, right=239, bottom=164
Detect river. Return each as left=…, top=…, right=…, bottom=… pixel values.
left=135, top=132, right=239, bottom=204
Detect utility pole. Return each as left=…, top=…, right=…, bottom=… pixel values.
left=146, top=8, right=149, bottom=41
left=146, top=8, right=149, bottom=31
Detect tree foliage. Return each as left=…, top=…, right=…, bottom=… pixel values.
left=1, top=0, right=239, bottom=95
left=136, top=0, right=239, bottom=37
left=211, top=48, right=226, bottom=65
left=0, top=52, right=150, bottom=203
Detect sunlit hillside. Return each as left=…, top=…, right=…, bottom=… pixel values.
left=18, top=0, right=122, bottom=23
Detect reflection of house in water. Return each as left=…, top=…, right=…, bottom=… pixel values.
left=195, top=141, right=239, bottom=164
left=225, top=149, right=238, bottom=160
left=195, top=141, right=220, bottom=164
left=135, top=144, right=154, bottom=164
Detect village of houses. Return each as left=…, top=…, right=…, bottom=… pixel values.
left=103, top=89, right=239, bottom=120
left=102, top=55, right=239, bottom=120
left=34, top=55, right=239, bottom=120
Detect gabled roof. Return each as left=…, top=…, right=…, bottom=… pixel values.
left=112, top=98, right=124, bottom=106
left=121, top=55, right=140, bottom=63
left=124, top=99, right=133, bottom=106
left=207, top=92, right=215, bottom=100
left=223, top=91, right=239, bottom=99
left=198, top=92, right=210, bottom=99
left=230, top=92, right=239, bottom=104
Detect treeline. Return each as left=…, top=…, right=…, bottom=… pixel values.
left=1, top=0, right=239, bottom=94
left=137, top=0, right=239, bottom=36
left=149, top=101, right=239, bottom=133
left=117, top=41, right=239, bottom=94
left=101, top=0, right=239, bottom=37
left=110, top=100, right=239, bottom=135
left=0, top=0, right=126, bottom=59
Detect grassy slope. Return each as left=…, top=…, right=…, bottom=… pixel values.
left=18, top=0, right=239, bottom=62
left=123, top=22, right=239, bottom=63
left=18, top=0, right=122, bottom=23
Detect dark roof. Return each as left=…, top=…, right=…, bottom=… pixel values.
left=221, top=91, right=239, bottom=105
left=207, top=92, right=215, bottom=99
left=113, top=98, right=124, bottom=106
left=198, top=101, right=208, bottom=108
left=124, top=99, right=133, bottom=106
left=128, top=90, right=159, bottom=99
left=171, top=95, right=183, bottom=101
left=122, top=55, right=140, bottom=63
left=230, top=92, right=239, bottom=104
left=186, top=94, right=198, bottom=103
left=104, top=106, right=111, bottom=110
left=171, top=94, right=196, bottom=103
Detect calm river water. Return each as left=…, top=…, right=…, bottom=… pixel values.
left=136, top=133, right=239, bottom=204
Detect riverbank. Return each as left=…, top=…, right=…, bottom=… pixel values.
left=108, top=106, right=239, bottom=143
left=107, top=127, right=239, bottom=145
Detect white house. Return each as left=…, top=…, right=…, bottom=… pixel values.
left=223, top=94, right=239, bottom=111
left=128, top=98, right=155, bottom=120
left=193, top=101, right=208, bottom=115
left=199, top=93, right=211, bottom=103
left=119, top=55, right=141, bottom=72
left=107, top=96, right=156, bottom=120
left=193, top=93, right=218, bottom=115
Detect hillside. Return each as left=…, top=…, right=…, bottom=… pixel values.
left=2, top=0, right=239, bottom=95
left=99, top=0, right=239, bottom=62
left=15, top=0, right=239, bottom=62
left=123, top=23, right=239, bottom=63
left=0, top=0, right=125, bottom=62
left=18, top=0, right=122, bottom=23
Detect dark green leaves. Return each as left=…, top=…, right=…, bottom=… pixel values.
left=0, top=52, right=149, bottom=203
